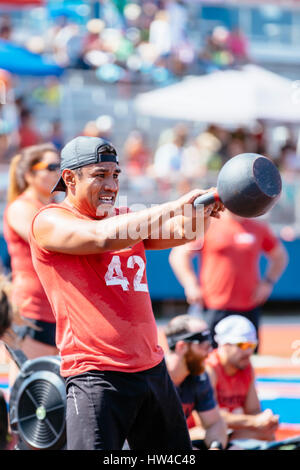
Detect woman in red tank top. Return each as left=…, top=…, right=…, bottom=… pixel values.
left=3, top=143, right=60, bottom=359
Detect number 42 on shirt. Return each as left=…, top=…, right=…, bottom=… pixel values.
left=104, top=255, right=148, bottom=292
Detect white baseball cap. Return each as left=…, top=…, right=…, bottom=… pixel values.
left=214, top=315, right=257, bottom=345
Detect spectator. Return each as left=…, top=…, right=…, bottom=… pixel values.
left=226, top=137, right=247, bottom=160
left=82, top=18, right=104, bottom=56
left=199, top=27, right=233, bottom=72
left=166, top=0, right=194, bottom=75
left=181, top=130, right=222, bottom=179
left=48, top=119, right=64, bottom=151
left=95, top=114, right=114, bottom=140
left=169, top=209, right=288, bottom=349
left=82, top=120, right=101, bottom=138
left=168, top=0, right=188, bottom=47
left=205, top=315, right=279, bottom=442
left=163, top=314, right=228, bottom=450
left=123, top=130, right=151, bottom=176
left=206, top=125, right=231, bottom=164
left=279, top=142, right=300, bottom=174
left=18, top=109, right=41, bottom=150
left=82, top=116, right=114, bottom=141
left=153, top=123, right=189, bottom=179
left=0, top=69, right=19, bottom=161
left=0, top=21, right=12, bottom=42
left=149, top=9, right=172, bottom=65
left=3, top=144, right=60, bottom=360
left=0, top=122, right=10, bottom=162
left=252, top=121, right=267, bottom=156
left=50, top=20, right=84, bottom=67
left=226, top=28, right=249, bottom=65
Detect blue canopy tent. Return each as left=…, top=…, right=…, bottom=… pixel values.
left=0, top=39, right=64, bottom=76
left=48, top=6, right=86, bottom=22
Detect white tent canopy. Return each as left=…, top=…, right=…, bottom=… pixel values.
left=134, top=65, right=300, bottom=126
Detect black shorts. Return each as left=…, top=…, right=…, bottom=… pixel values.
left=65, top=360, right=192, bottom=451
left=13, top=318, right=56, bottom=346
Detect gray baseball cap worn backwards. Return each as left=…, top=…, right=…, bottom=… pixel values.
left=51, top=136, right=119, bottom=192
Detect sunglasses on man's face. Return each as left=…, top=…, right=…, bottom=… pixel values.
left=236, top=342, right=257, bottom=351
left=32, top=162, right=60, bottom=172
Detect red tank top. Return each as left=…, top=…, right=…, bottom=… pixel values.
left=29, top=202, right=164, bottom=377
left=206, top=349, right=253, bottom=413
left=3, top=194, right=55, bottom=323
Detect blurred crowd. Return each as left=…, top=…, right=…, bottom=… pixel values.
left=0, top=89, right=299, bottom=193
left=0, top=1, right=299, bottom=196
left=0, top=79, right=63, bottom=161
left=56, top=116, right=298, bottom=209
left=0, top=1, right=250, bottom=84
left=120, top=121, right=300, bottom=200
left=0, top=0, right=255, bottom=169
left=200, top=26, right=249, bottom=73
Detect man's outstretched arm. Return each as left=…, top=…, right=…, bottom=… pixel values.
left=33, top=190, right=223, bottom=255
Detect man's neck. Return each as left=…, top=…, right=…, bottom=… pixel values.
left=165, top=353, right=189, bottom=386
left=64, top=196, right=114, bottom=220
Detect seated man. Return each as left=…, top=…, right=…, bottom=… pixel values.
left=205, top=315, right=279, bottom=442
left=163, top=315, right=228, bottom=450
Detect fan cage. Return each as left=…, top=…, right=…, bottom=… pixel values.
left=15, top=370, right=66, bottom=450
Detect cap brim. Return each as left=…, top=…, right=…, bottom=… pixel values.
left=51, top=175, right=66, bottom=193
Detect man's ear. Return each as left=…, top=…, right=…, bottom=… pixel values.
left=62, top=169, right=76, bottom=190
left=174, top=340, right=188, bottom=355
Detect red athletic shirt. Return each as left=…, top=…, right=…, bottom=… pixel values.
left=192, top=216, right=278, bottom=311
left=3, top=194, right=55, bottom=323
left=28, top=202, right=164, bottom=377
left=206, top=349, right=253, bottom=413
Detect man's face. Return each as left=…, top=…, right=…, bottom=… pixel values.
left=184, top=340, right=212, bottom=375
left=67, top=161, right=121, bottom=218
left=223, top=343, right=255, bottom=370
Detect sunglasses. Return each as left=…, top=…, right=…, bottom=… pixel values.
left=32, top=162, right=60, bottom=172
left=167, top=329, right=212, bottom=350
left=236, top=342, right=257, bottom=350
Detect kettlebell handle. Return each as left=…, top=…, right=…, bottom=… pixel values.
left=193, top=191, right=220, bottom=208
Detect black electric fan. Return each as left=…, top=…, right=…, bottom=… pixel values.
left=5, top=345, right=66, bottom=450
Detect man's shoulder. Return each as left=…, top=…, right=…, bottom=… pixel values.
left=34, top=203, right=79, bottom=224
left=242, top=217, right=272, bottom=233
left=184, top=371, right=211, bottom=388
left=196, top=371, right=212, bottom=386
left=29, top=203, right=79, bottom=249
left=190, top=372, right=217, bottom=411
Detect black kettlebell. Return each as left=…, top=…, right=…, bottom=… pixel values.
left=193, top=153, right=282, bottom=218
